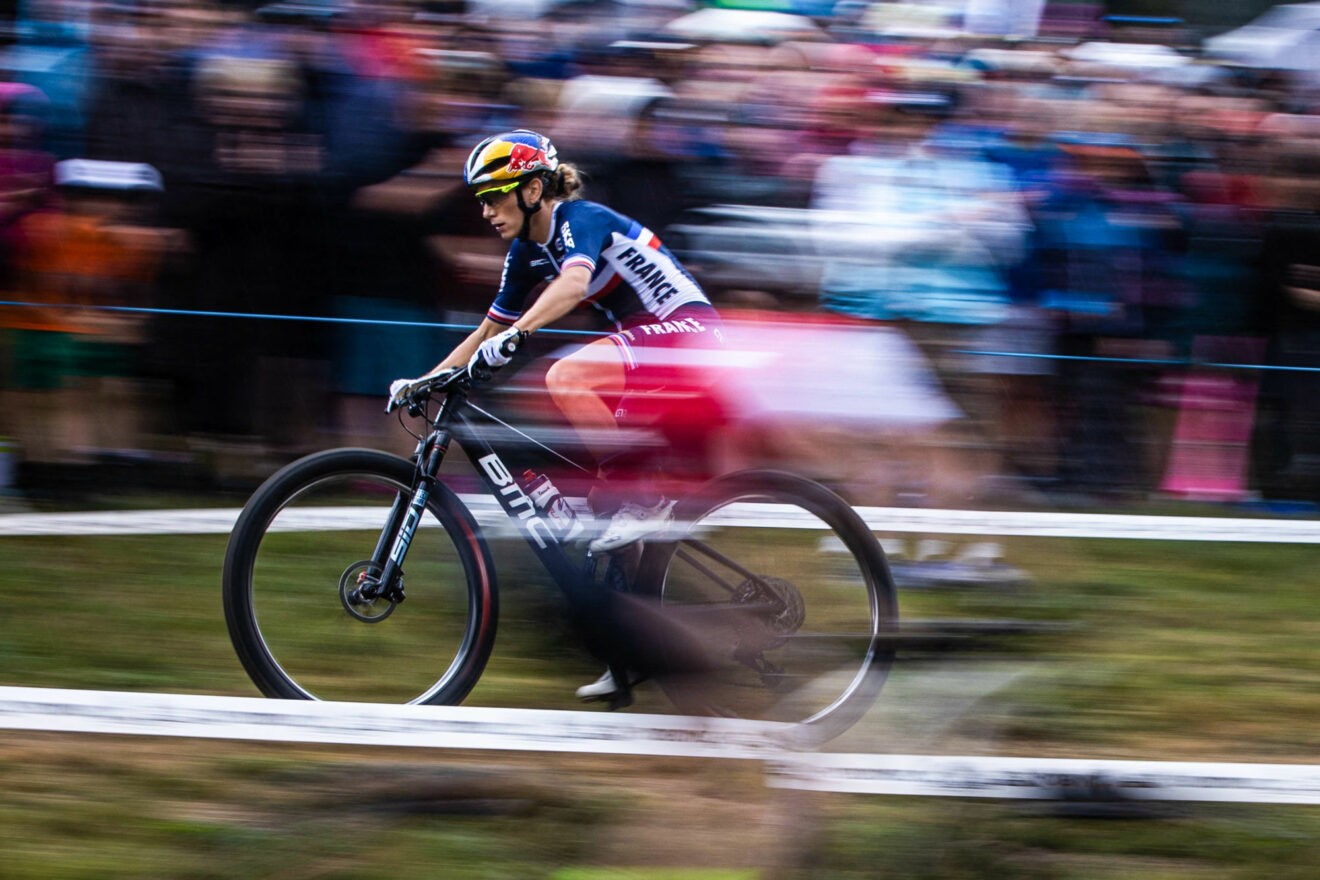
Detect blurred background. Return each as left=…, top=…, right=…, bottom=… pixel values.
left=4, top=3, right=1320, bottom=876
left=0, top=0, right=1319, bottom=522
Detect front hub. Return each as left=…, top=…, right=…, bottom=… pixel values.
left=339, top=560, right=403, bottom=622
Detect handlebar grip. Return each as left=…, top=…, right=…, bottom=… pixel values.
left=386, top=367, right=470, bottom=413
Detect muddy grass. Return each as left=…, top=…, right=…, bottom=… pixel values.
left=4, top=529, right=1320, bottom=877
left=0, top=735, right=806, bottom=879
left=9, top=732, right=1320, bottom=880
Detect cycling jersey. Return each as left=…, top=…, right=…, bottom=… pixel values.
left=485, top=200, right=711, bottom=330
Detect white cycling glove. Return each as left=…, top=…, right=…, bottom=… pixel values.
left=388, top=377, right=423, bottom=409
left=468, top=326, right=528, bottom=375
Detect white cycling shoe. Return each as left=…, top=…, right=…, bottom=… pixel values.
left=589, top=499, right=676, bottom=554
left=575, top=669, right=620, bottom=701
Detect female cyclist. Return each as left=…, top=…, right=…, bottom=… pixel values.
left=389, top=130, right=726, bottom=699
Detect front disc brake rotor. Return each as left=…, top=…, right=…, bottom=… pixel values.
left=339, top=560, right=398, bottom=623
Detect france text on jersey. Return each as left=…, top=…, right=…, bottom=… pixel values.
left=486, top=201, right=709, bottom=330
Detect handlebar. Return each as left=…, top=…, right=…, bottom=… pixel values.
left=385, top=366, right=471, bottom=415
left=386, top=328, right=529, bottom=415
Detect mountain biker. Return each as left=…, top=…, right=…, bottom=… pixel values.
left=389, top=129, right=726, bottom=698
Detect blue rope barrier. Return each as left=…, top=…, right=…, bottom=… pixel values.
left=4, top=299, right=1320, bottom=373
left=954, top=349, right=1184, bottom=367
left=952, top=349, right=1320, bottom=374
left=0, top=300, right=601, bottom=337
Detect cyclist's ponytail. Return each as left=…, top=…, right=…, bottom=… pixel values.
left=547, top=163, right=584, bottom=201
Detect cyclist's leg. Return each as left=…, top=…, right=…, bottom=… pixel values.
left=544, top=335, right=663, bottom=701
left=546, top=311, right=727, bottom=534
left=542, top=333, right=662, bottom=507
left=544, top=310, right=724, bottom=455
left=612, top=309, right=730, bottom=488
left=543, top=334, right=628, bottom=467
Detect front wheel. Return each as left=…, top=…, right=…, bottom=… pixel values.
left=636, top=470, right=897, bottom=745
left=222, top=448, right=498, bottom=704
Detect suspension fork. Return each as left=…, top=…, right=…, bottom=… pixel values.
left=359, top=427, right=455, bottom=604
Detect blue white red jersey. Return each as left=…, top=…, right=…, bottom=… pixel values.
left=485, top=200, right=711, bottom=330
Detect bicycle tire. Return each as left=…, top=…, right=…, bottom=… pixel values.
left=635, top=469, right=897, bottom=745
left=222, top=448, right=497, bottom=704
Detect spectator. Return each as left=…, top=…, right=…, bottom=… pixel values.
left=1250, top=135, right=1320, bottom=500
left=0, top=82, right=57, bottom=482
left=4, top=159, right=164, bottom=483
left=1032, top=132, right=1187, bottom=497
left=3, top=0, right=93, bottom=158
left=83, top=0, right=181, bottom=168
left=809, top=87, right=1033, bottom=501
left=157, top=48, right=329, bottom=448
left=0, top=83, right=55, bottom=280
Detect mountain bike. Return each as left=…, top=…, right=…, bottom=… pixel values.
left=222, top=365, right=898, bottom=746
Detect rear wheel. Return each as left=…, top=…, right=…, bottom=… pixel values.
left=223, top=448, right=497, bottom=704
left=636, top=470, right=897, bottom=745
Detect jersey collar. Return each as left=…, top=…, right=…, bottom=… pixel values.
left=536, top=201, right=564, bottom=249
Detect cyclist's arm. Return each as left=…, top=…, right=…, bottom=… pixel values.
left=506, top=264, right=591, bottom=335
left=429, top=319, right=504, bottom=373
left=422, top=265, right=590, bottom=375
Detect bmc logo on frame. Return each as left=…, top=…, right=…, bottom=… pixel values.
left=478, top=453, right=554, bottom=550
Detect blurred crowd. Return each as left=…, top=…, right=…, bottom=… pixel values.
left=1, top=0, right=1320, bottom=509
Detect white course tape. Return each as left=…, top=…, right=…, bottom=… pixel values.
left=2, top=500, right=1320, bottom=542
left=769, top=753, right=1320, bottom=805
left=3, top=686, right=1318, bottom=806
left=0, top=686, right=788, bottom=759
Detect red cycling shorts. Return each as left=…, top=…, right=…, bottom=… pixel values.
left=608, top=303, right=729, bottom=442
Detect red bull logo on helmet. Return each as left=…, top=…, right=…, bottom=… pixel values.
left=508, top=143, right=545, bottom=173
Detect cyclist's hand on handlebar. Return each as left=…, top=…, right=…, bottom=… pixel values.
left=386, top=367, right=468, bottom=412
left=468, top=326, right=528, bottom=378
left=387, top=376, right=425, bottom=412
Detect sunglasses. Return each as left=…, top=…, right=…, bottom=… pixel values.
left=474, top=181, right=520, bottom=206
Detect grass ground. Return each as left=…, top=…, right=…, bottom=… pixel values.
left=1, top=518, right=1318, bottom=878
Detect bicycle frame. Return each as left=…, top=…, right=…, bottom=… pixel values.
left=369, top=374, right=800, bottom=701
left=378, top=379, right=604, bottom=616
